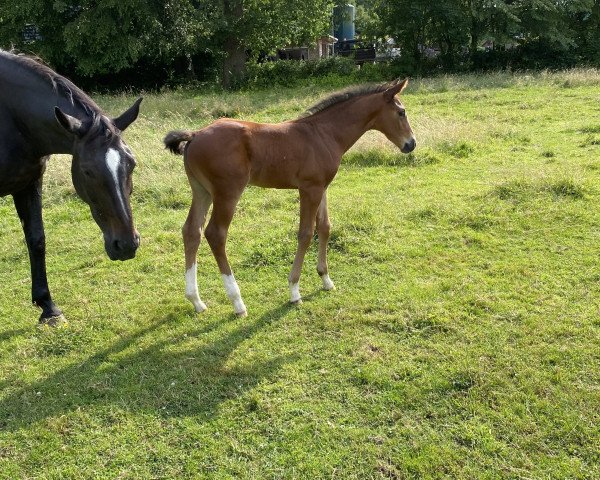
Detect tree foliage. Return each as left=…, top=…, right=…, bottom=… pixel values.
left=372, top=0, right=598, bottom=72
left=1, top=0, right=600, bottom=88
left=0, top=0, right=332, bottom=87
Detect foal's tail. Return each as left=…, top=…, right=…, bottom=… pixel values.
left=164, top=130, right=194, bottom=155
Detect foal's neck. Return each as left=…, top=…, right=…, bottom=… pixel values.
left=309, top=95, right=381, bottom=157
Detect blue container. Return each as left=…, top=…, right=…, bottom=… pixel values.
left=333, top=4, right=355, bottom=41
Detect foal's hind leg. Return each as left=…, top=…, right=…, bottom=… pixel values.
left=182, top=180, right=212, bottom=313
left=289, top=187, right=324, bottom=304
left=316, top=191, right=335, bottom=291
left=204, top=192, right=247, bottom=316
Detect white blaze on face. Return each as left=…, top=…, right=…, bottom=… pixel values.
left=105, top=147, right=127, bottom=216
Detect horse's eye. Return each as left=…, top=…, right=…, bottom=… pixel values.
left=398, top=110, right=406, bottom=117
left=83, top=169, right=94, bottom=178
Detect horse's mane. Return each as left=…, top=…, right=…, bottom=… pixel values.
left=0, top=49, right=100, bottom=118
left=299, top=82, right=390, bottom=119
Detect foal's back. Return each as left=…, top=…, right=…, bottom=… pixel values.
left=185, top=118, right=337, bottom=191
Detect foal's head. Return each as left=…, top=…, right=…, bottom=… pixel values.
left=373, top=78, right=416, bottom=154
left=54, top=98, right=142, bottom=261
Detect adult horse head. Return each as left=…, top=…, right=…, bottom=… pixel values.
left=55, top=103, right=142, bottom=260
left=0, top=50, right=142, bottom=324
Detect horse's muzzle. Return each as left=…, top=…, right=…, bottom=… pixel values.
left=401, top=138, right=416, bottom=154
left=106, top=232, right=140, bottom=261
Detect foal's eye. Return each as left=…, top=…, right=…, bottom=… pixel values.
left=83, top=169, right=94, bottom=178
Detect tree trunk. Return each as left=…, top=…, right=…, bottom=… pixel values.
left=469, top=10, right=480, bottom=67
left=222, top=0, right=245, bottom=89
left=466, top=0, right=479, bottom=67
left=223, top=37, right=246, bottom=89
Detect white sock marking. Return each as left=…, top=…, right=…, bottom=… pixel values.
left=222, top=274, right=246, bottom=314
left=289, top=282, right=301, bottom=303
left=185, top=263, right=206, bottom=312
left=105, top=148, right=127, bottom=217
left=321, top=274, right=335, bottom=290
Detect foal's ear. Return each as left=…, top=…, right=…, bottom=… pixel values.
left=55, top=107, right=88, bottom=137
left=383, top=78, right=409, bottom=102
left=113, top=97, right=143, bottom=132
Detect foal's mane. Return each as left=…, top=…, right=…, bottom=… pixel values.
left=1, top=49, right=100, bottom=119
left=299, top=82, right=390, bottom=119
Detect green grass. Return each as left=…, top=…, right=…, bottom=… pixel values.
left=1, top=70, right=600, bottom=479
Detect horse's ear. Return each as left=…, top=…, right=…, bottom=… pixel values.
left=113, top=97, right=143, bottom=131
left=55, top=107, right=87, bottom=137
left=383, top=78, right=409, bottom=102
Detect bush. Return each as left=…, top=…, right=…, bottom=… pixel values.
left=242, top=56, right=357, bottom=89
left=238, top=56, right=420, bottom=89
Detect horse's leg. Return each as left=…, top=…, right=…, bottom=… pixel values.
left=182, top=179, right=212, bottom=313
left=204, top=191, right=247, bottom=316
left=289, top=187, right=324, bottom=304
left=12, top=178, right=64, bottom=325
left=316, top=190, right=335, bottom=291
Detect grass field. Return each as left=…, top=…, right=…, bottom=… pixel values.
left=1, top=71, right=599, bottom=479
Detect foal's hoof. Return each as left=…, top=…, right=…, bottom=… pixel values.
left=186, top=295, right=207, bottom=313
left=194, top=302, right=208, bottom=314
left=39, top=314, right=68, bottom=328
left=321, top=274, right=335, bottom=291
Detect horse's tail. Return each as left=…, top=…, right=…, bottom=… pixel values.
left=164, top=130, right=194, bottom=155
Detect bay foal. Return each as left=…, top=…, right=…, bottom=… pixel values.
left=165, top=78, right=416, bottom=316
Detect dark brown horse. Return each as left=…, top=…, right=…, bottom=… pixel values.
left=0, top=50, right=142, bottom=324
left=165, top=78, right=415, bottom=316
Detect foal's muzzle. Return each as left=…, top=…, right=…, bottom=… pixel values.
left=106, top=231, right=140, bottom=261
left=401, top=138, right=416, bottom=154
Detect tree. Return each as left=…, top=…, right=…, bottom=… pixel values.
left=0, top=0, right=334, bottom=88
left=213, top=0, right=334, bottom=88
left=574, top=0, right=600, bottom=63
left=0, top=0, right=207, bottom=76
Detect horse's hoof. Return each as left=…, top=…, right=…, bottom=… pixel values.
left=321, top=274, right=335, bottom=291
left=38, top=314, right=68, bottom=328
left=235, top=309, right=248, bottom=318
left=194, top=302, right=208, bottom=313
left=290, top=298, right=303, bottom=306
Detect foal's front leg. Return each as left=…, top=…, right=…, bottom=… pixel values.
left=316, top=190, right=335, bottom=291
left=289, top=187, right=324, bottom=304
left=12, top=178, right=64, bottom=325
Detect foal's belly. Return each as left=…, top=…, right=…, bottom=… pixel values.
left=248, top=161, right=300, bottom=189
left=248, top=174, right=297, bottom=189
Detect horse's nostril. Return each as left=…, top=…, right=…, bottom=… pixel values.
left=112, top=239, right=124, bottom=252
left=402, top=138, right=416, bottom=153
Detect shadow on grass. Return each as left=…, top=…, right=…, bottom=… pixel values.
left=0, top=327, right=29, bottom=343
left=0, top=302, right=297, bottom=430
